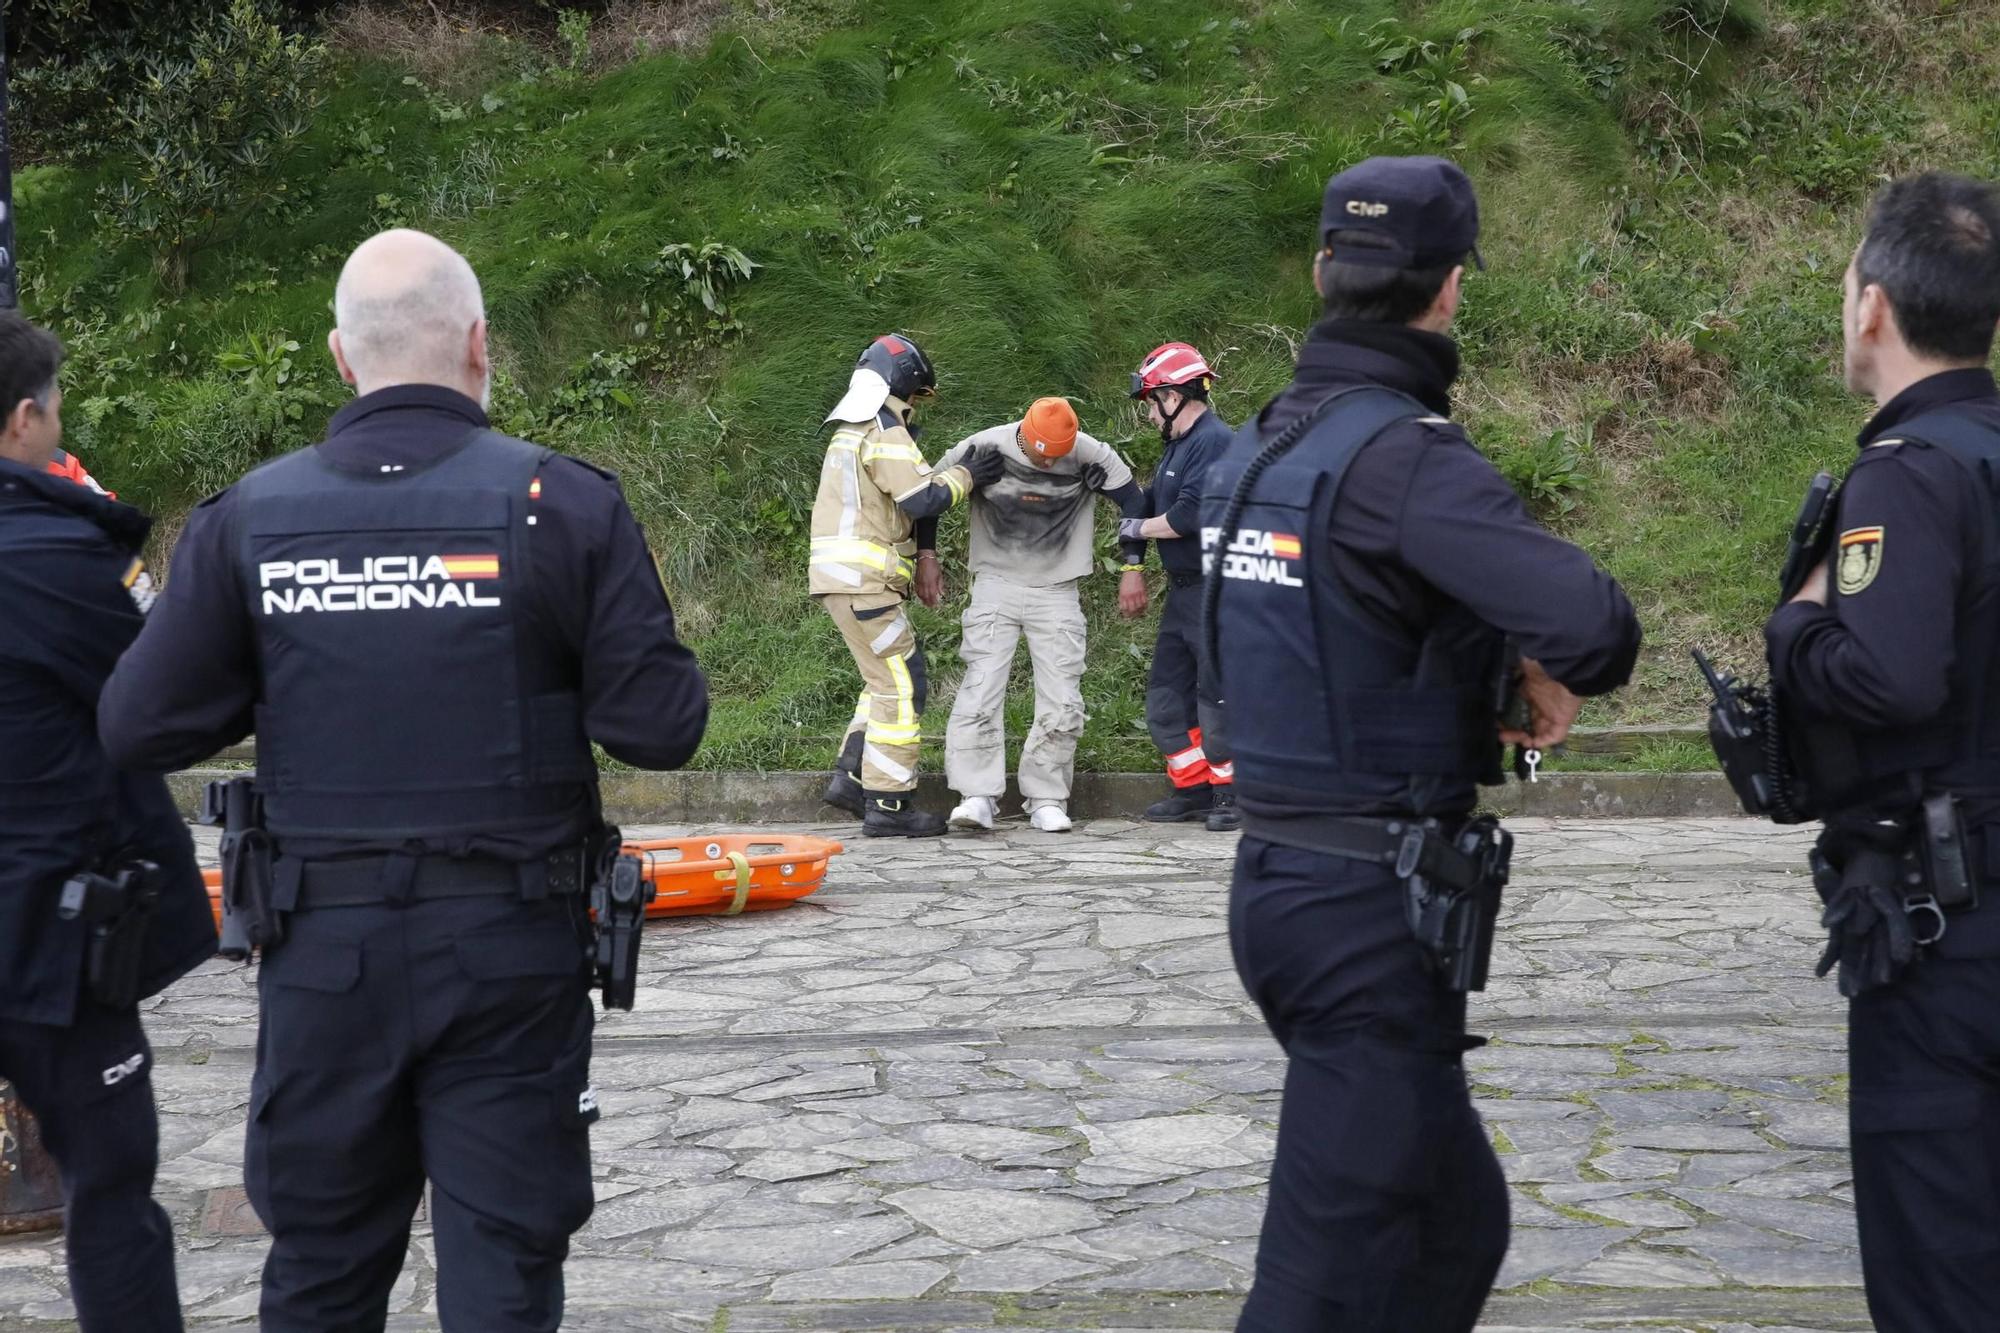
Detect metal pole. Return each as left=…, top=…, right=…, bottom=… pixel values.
left=0, top=3, right=17, bottom=309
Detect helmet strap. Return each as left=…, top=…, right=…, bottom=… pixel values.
left=1154, top=389, right=1192, bottom=443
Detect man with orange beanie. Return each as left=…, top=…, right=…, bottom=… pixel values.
left=934, top=397, right=1149, bottom=832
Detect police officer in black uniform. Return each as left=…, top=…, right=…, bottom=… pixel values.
left=0, top=310, right=214, bottom=1332
left=97, top=230, right=710, bottom=1332
left=1201, top=158, right=1640, bottom=1332
left=1761, top=172, right=2000, bottom=1333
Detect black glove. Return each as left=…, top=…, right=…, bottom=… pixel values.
left=1081, top=462, right=1108, bottom=491
left=1119, top=516, right=1147, bottom=542
left=963, top=447, right=1005, bottom=488
left=1813, top=847, right=1918, bottom=998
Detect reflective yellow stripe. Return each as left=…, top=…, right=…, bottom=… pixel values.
left=885, top=653, right=916, bottom=729
left=828, top=430, right=865, bottom=453
left=943, top=473, right=967, bottom=506
left=811, top=537, right=916, bottom=581
left=865, top=720, right=922, bottom=743
left=862, top=442, right=924, bottom=463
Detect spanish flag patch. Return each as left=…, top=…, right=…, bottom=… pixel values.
left=1270, top=533, right=1302, bottom=559
left=439, top=553, right=501, bottom=580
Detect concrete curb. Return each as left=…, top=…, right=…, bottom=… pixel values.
left=169, top=768, right=1745, bottom=824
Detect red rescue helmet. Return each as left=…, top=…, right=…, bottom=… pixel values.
left=1129, top=342, right=1214, bottom=399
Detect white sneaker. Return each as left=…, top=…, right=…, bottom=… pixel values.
left=949, top=796, right=998, bottom=831
left=1028, top=803, right=1072, bottom=833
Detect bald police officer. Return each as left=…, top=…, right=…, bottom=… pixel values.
left=1202, top=157, right=1640, bottom=1331
left=99, top=229, right=709, bottom=1332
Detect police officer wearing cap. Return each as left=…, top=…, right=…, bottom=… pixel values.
left=1, top=309, right=212, bottom=1332
left=97, top=229, right=709, bottom=1332
left=1201, top=157, right=1639, bottom=1331
left=1761, top=172, right=2000, bottom=1333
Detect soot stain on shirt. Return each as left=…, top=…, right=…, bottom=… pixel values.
left=981, top=461, right=1091, bottom=552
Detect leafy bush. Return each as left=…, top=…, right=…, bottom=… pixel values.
left=1348, top=18, right=1485, bottom=154
left=5, top=1, right=338, bottom=162
left=1495, top=430, right=1594, bottom=518
left=94, top=0, right=330, bottom=290
left=633, top=242, right=759, bottom=361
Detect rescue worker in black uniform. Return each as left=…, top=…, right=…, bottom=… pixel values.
left=1761, top=172, right=2000, bottom=1333
left=96, top=230, right=710, bottom=1333
left=1122, top=342, right=1240, bottom=831
left=0, top=310, right=213, bottom=1332
left=1201, top=158, right=1640, bottom=1332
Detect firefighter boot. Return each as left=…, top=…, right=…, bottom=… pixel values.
left=1144, top=784, right=1214, bottom=823
left=863, top=792, right=949, bottom=838
left=823, top=734, right=865, bottom=817
left=1205, top=787, right=1241, bottom=833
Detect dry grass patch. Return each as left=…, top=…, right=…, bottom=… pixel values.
left=325, top=2, right=519, bottom=91
left=587, top=0, right=733, bottom=70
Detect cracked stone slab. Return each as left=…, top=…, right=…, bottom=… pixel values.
left=767, top=1259, right=951, bottom=1302
left=884, top=1187, right=1102, bottom=1247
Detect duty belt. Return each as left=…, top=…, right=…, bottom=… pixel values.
left=285, top=844, right=590, bottom=910
left=1241, top=812, right=1485, bottom=890
left=1167, top=569, right=1204, bottom=590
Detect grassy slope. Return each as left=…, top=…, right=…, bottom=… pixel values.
left=18, top=0, right=2000, bottom=772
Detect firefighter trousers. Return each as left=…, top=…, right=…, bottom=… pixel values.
left=1148, top=581, right=1232, bottom=788
left=822, top=591, right=928, bottom=794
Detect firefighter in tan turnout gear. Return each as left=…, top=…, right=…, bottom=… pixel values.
left=813, top=334, right=1004, bottom=836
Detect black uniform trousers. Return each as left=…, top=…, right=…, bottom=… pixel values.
left=246, top=885, right=599, bottom=1333
left=0, top=1003, right=183, bottom=1332
left=1147, top=580, right=1232, bottom=785
left=1229, top=836, right=1507, bottom=1333
left=1848, top=957, right=2000, bottom=1332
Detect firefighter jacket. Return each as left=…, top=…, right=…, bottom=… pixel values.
left=810, top=399, right=976, bottom=598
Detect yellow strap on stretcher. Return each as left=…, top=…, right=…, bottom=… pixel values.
left=713, top=852, right=753, bottom=916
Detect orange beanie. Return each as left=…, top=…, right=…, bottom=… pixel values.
left=1022, top=397, right=1079, bottom=459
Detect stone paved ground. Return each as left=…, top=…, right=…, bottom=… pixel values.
left=0, top=816, right=1873, bottom=1332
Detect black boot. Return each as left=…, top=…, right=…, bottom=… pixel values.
left=1205, top=787, right=1241, bottom=833
left=863, top=791, right=949, bottom=838
left=1144, top=784, right=1214, bottom=823
left=822, top=733, right=865, bottom=817
left=823, top=768, right=864, bottom=817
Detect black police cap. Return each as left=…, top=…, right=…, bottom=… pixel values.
left=1319, top=155, right=1484, bottom=271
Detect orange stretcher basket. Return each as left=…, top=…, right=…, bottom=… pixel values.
left=201, top=833, right=843, bottom=928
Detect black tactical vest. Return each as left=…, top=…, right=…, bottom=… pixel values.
left=232, top=430, right=596, bottom=841
left=1797, top=409, right=2000, bottom=814
left=1201, top=388, right=1507, bottom=818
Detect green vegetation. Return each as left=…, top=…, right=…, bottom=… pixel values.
left=16, top=0, right=2000, bottom=772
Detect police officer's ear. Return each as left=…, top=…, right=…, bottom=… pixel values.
left=1849, top=275, right=1898, bottom=350
left=1419, top=265, right=1467, bottom=332
left=328, top=328, right=359, bottom=388
left=466, top=317, right=491, bottom=385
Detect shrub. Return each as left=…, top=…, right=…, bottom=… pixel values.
left=94, top=0, right=330, bottom=290
left=5, top=1, right=340, bottom=162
